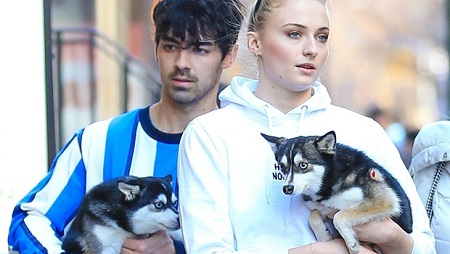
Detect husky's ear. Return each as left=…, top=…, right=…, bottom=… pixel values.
left=118, top=181, right=141, bottom=202
left=261, top=133, right=286, bottom=153
left=315, top=131, right=336, bottom=155
left=163, top=174, right=173, bottom=184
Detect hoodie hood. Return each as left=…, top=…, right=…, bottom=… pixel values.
left=410, top=120, right=450, bottom=175
left=219, top=76, right=331, bottom=130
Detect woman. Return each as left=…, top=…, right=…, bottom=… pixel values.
left=178, top=0, right=435, bottom=253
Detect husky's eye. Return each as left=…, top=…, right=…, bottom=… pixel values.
left=173, top=200, right=179, bottom=208
left=154, top=201, right=164, bottom=210
left=299, top=162, right=308, bottom=170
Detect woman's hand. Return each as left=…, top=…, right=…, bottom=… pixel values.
left=353, top=218, right=414, bottom=254
left=288, top=238, right=378, bottom=254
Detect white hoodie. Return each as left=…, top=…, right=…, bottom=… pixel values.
left=178, top=76, right=435, bottom=254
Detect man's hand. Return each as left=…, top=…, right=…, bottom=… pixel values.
left=121, top=230, right=176, bottom=254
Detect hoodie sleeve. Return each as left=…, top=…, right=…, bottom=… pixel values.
left=8, top=131, right=87, bottom=254
left=178, top=121, right=251, bottom=254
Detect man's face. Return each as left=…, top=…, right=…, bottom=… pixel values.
left=156, top=35, right=228, bottom=106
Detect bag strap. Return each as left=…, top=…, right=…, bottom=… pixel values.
left=425, top=161, right=446, bottom=222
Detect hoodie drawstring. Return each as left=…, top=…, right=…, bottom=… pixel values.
left=286, top=105, right=308, bottom=231
left=263, top=104, right=272, bottom=204
left=263, top=104, right=273, bottom=133
left=426, top=161, right=446, bottom=222
left=298, top=105, right=308, bottom=132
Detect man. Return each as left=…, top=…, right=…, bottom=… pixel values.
left=8, top=0, right=245, bottom=253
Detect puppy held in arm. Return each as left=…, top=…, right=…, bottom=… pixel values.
left=262, top=131, right=412, bottom=254
left=62, top=175, right=180, bottom=254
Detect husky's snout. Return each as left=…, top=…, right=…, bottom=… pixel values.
left=283, top=184, right=295, bottom=195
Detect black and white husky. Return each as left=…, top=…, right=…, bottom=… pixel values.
left=62, top=175, right=180, bottom=254
left=262, top=131, right=413, bottom=254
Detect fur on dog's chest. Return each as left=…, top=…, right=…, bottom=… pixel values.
left=91, top=224, right=130, bottom=254
left=316, top=187, right=365, bottom=210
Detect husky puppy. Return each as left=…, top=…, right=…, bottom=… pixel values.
left=62, top=175, right=180, bottom=254
left=262, top=131, right=413, bottom=254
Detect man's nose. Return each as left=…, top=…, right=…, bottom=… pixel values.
left=175, top=50, right=192, bottom=70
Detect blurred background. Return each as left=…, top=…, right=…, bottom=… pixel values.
left=1, top=0, right=448, bottom=252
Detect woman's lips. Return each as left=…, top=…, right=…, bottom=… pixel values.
left=297, top=63, right=316, bottom=75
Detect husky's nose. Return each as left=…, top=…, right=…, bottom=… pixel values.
left=283, top=185, right=294, bottom=195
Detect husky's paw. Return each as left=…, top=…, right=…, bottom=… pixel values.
left=309, top=210, right=333, bottom=242
left=349, top=244, right=360, bottom=254
left=345, top=236, right=360, bottom=254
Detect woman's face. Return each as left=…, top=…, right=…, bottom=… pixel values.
left=251, top=0, right=329, bottom=93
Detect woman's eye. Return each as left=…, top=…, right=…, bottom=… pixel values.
left=317, top=34, right=328, bottom=42
left=288, top=31, right=301, bottom=39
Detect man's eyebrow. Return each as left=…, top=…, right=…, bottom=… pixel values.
left=160, top=36, right=215, bottom=47
left=196, top=40, right=214, bottom=46
left=161, top=35, right=179, bottom=43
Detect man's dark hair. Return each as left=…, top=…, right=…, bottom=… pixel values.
left=151, top=0, right=245, bottom=59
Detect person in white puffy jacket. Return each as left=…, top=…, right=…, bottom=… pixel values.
left=410, top=120, right=450, bottom=253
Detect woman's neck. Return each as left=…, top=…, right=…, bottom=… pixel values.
left=254, top=84, right=313, bottom=114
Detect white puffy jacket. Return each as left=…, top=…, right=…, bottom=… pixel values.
left=410, top=120, right=450, bottom=254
